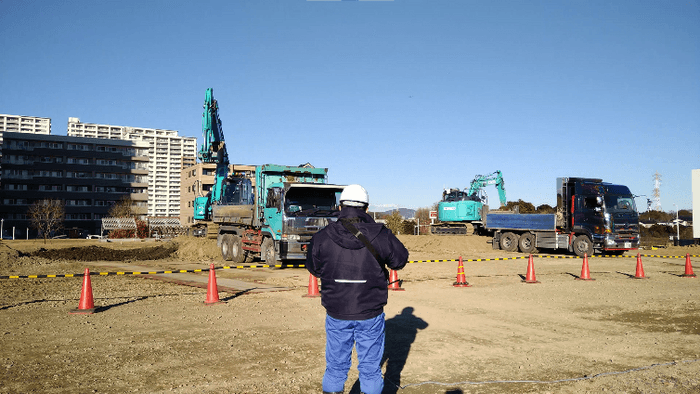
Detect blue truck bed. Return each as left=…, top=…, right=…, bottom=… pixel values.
left=484, top=213, right=556, bottom=231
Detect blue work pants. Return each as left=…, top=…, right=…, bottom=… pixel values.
left=322, top=313, right=385, bottom=394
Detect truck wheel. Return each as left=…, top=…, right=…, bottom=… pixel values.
left=573, top=235, right=594, bottom=257
left=518, top=233, right=537, bottom=254
left=230, top=235, right=246, bottom=264
left=261, top=237, right=277, bottom=263
left=500, top=232, right=519, bottom=252
left=221, top=234, right=234, bottom=261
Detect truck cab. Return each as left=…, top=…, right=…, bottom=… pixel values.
left=557, top=178, right=640, bottom=255
left=212, top=164, right=345, bottom=263
left=263, top=183, right=344, bottom=260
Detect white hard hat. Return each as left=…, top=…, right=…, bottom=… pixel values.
left=340, top=184, right=369, bottom=206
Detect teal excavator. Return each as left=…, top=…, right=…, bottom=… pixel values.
left=192, top=88, right=229, bottom=236
left=430, top=171, right=507, bottom=235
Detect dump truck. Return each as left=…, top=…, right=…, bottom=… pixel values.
left=486, top=177, right=640, bottom=257
left=211, top=164, right=344, bottom=263
left=192, top=88, right=345, bottom=262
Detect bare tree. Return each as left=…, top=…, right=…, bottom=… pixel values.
left=28, top=199, right=65, bottom=244
left=108, top=196, right=134, bottom=218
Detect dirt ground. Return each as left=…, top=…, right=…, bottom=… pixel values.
left=1, top=235, right=699, bottom=394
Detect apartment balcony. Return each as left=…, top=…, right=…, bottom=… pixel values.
left=130, top=192, right=149, bottom=202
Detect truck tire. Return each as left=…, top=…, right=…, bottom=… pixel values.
left=261, top=237, right=277, bottom=263
left=221, top=234, right=234, bottom=261
left=518, top=233, right=537, bottom=254
left=500, top=232, right=519, bottom=252
left=573, top=235, right=594, bottom=257
left=230, top=235, right=246, bottom=264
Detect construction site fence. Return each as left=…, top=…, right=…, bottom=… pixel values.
left=1, top=253, right=698, bottom=280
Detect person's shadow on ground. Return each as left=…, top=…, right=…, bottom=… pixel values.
left=349, top=307, right=428, bottom=394
left=381, top=307, right=428, bottom=394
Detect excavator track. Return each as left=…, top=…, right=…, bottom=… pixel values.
left=206, top=223, right=220, bottom=239
left=430, top=223, right=474, bottom=236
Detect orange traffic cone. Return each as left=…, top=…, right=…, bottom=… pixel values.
left=523, top=254, right=539, bottom=283
left=204, top=264, right=221, bottom=304
left=633, top=253, right=648, bottom=279
left=453, top=256, right=471, bottom=287
left=576, top=253, right=595, bottom=281
left=303, top=273, right=321, bottom=298
left=70, top=268, right=95, bottom=314
left=681, top=253, right=697, bottom=278
left=388, top=269, right=405, bottom=291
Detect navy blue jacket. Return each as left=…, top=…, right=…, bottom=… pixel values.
left=306, top=206, right=408, bottom=320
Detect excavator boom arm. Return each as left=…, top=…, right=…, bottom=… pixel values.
left=197, top=88, right=230, bottom=206
left=467, top=171, right=507, bottom=207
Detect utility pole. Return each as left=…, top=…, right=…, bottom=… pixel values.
left=673, top=203, right=680, bottom=244
left=652, top=172, right=662, bottom=211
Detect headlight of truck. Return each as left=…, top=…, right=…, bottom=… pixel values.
left=282, top=234, right=300, bottom=241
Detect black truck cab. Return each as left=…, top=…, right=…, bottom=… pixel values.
left=557, top=177, right=639, bottom=255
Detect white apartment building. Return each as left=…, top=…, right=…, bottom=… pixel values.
left=0, top=114, right=51, bottom=135
left=67, top=117, right=197, bottom=218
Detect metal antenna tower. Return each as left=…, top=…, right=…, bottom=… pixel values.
left=652, top=172, right=662, bottom=211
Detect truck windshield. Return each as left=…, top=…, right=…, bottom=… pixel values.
left=284, top=187, right=341, bottom=217
left=604, top=195, right=636, bottom=212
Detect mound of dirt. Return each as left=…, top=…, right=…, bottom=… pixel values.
left=30, top=243, right=178, bottom=261
left=170, top=236, right=221, bottom=261
left=0, top=243, right=24, bottom=266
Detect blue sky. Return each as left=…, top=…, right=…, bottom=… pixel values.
left=1, top=0, right=698, bottom=211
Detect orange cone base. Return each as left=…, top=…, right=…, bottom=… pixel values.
left=203, top=264, right=221, bottom=305
left=682, top=255, right=696, bottom=277
left=302, top=291, right=321, bottom=298
left=70, top=268, right=95, bottom=314
left=303, top=274, right=321, bottom=298
left=69, top=308, right=95, bottom=314
left=388, top=270, right=405, bottom=291
left=523, top=255, right=539, bottom=283
left=453, top=258, right=471, bottom=287
left=575, top=277, right=596, bottom=281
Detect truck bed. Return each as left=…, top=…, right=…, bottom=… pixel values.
left=485, top=213, right=556, bottom=231
left=212, top=204, right=255, bottom=226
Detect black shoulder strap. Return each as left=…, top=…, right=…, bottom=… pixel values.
left=339, top=219, right=389, bottom=280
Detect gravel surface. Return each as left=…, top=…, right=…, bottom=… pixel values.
left=1, top=236, right=699, bottom=394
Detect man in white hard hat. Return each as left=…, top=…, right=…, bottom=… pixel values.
left=306, top=184, right=408, bottom=394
